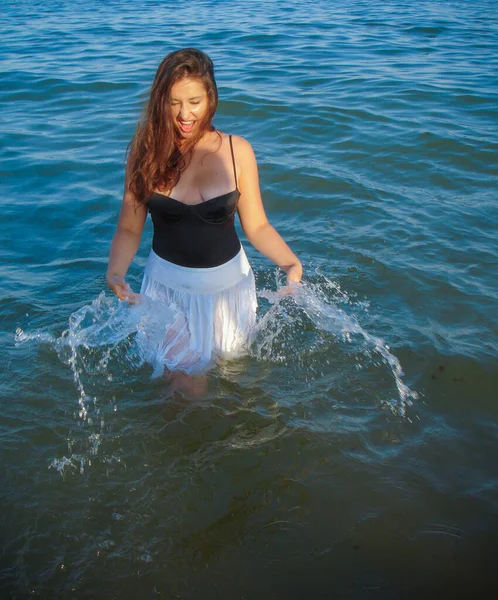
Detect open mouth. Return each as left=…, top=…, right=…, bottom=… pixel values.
left=178, top=119, right=195, bottom=134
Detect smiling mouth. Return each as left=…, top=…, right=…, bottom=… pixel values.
left=178, top=119, right=195, bottom=133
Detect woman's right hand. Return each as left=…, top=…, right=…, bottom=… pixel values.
left=106, top=273, right=137, bottom=302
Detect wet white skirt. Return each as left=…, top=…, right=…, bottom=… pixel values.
left=140, top=247, right=257, bottom=375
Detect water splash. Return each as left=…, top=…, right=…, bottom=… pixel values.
left=253, top=274, right=418, bottom=417
left=16, top=292, right=177, bottom=413
left=16, top=278, right=418, bottom=431
left=15, top=292, right=180, bottom=475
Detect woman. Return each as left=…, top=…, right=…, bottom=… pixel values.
left=106, top=48, right=302, bottom=375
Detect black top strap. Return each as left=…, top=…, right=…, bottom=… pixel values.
left=229, top=135, right=238, bottom=189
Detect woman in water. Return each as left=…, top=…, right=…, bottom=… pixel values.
left=106, top=48, right=302, bottom=374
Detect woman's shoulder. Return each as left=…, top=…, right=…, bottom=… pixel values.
left=224, top=133, right=256, bottom=161
left=226, top=133, right=250, bottom=147
left=215, top=131, right=251, bottom=148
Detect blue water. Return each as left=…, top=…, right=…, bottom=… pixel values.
left=2, top=0, right=498, bottom=597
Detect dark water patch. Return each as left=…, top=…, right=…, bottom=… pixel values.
left=405, top=25, right=447, bottom=36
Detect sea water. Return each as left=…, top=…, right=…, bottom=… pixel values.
left=2, top=0, right=498, bottom=597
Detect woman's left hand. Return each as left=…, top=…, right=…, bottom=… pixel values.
left=277, top=262, right=303, bottom=296
left=286, top=262, right=302, bottom=285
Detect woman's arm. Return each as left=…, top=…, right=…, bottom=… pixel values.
left=106, top=170, right=148, bottom=300
left=235, top=136, right=302, bottom=284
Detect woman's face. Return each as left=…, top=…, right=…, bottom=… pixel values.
left=169, top=77, right=209, bottom=139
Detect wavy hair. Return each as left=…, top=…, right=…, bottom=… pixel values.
left=127, top=48, right=218, bottom=204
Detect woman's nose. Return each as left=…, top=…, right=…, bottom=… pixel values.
left=178, top=105, right=190, bottom=119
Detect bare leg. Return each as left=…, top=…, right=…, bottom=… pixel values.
left=165, top=369, right=208, bottom=399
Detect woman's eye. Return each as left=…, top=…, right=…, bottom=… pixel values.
left=191, top=101, right=200, bottom=106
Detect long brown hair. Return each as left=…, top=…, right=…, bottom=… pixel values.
left=127, top=48, right=218, bottom=204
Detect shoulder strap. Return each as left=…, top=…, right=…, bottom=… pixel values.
left=229, top=135, right=238, bottom=189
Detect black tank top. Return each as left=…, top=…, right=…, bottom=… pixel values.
left=148, top=135, right=241, bottom=268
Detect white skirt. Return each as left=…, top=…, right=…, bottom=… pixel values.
left=140, top=247, right=257, bottom=375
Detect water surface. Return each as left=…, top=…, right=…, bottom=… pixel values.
left=1, top=0, right=498, bottom=597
